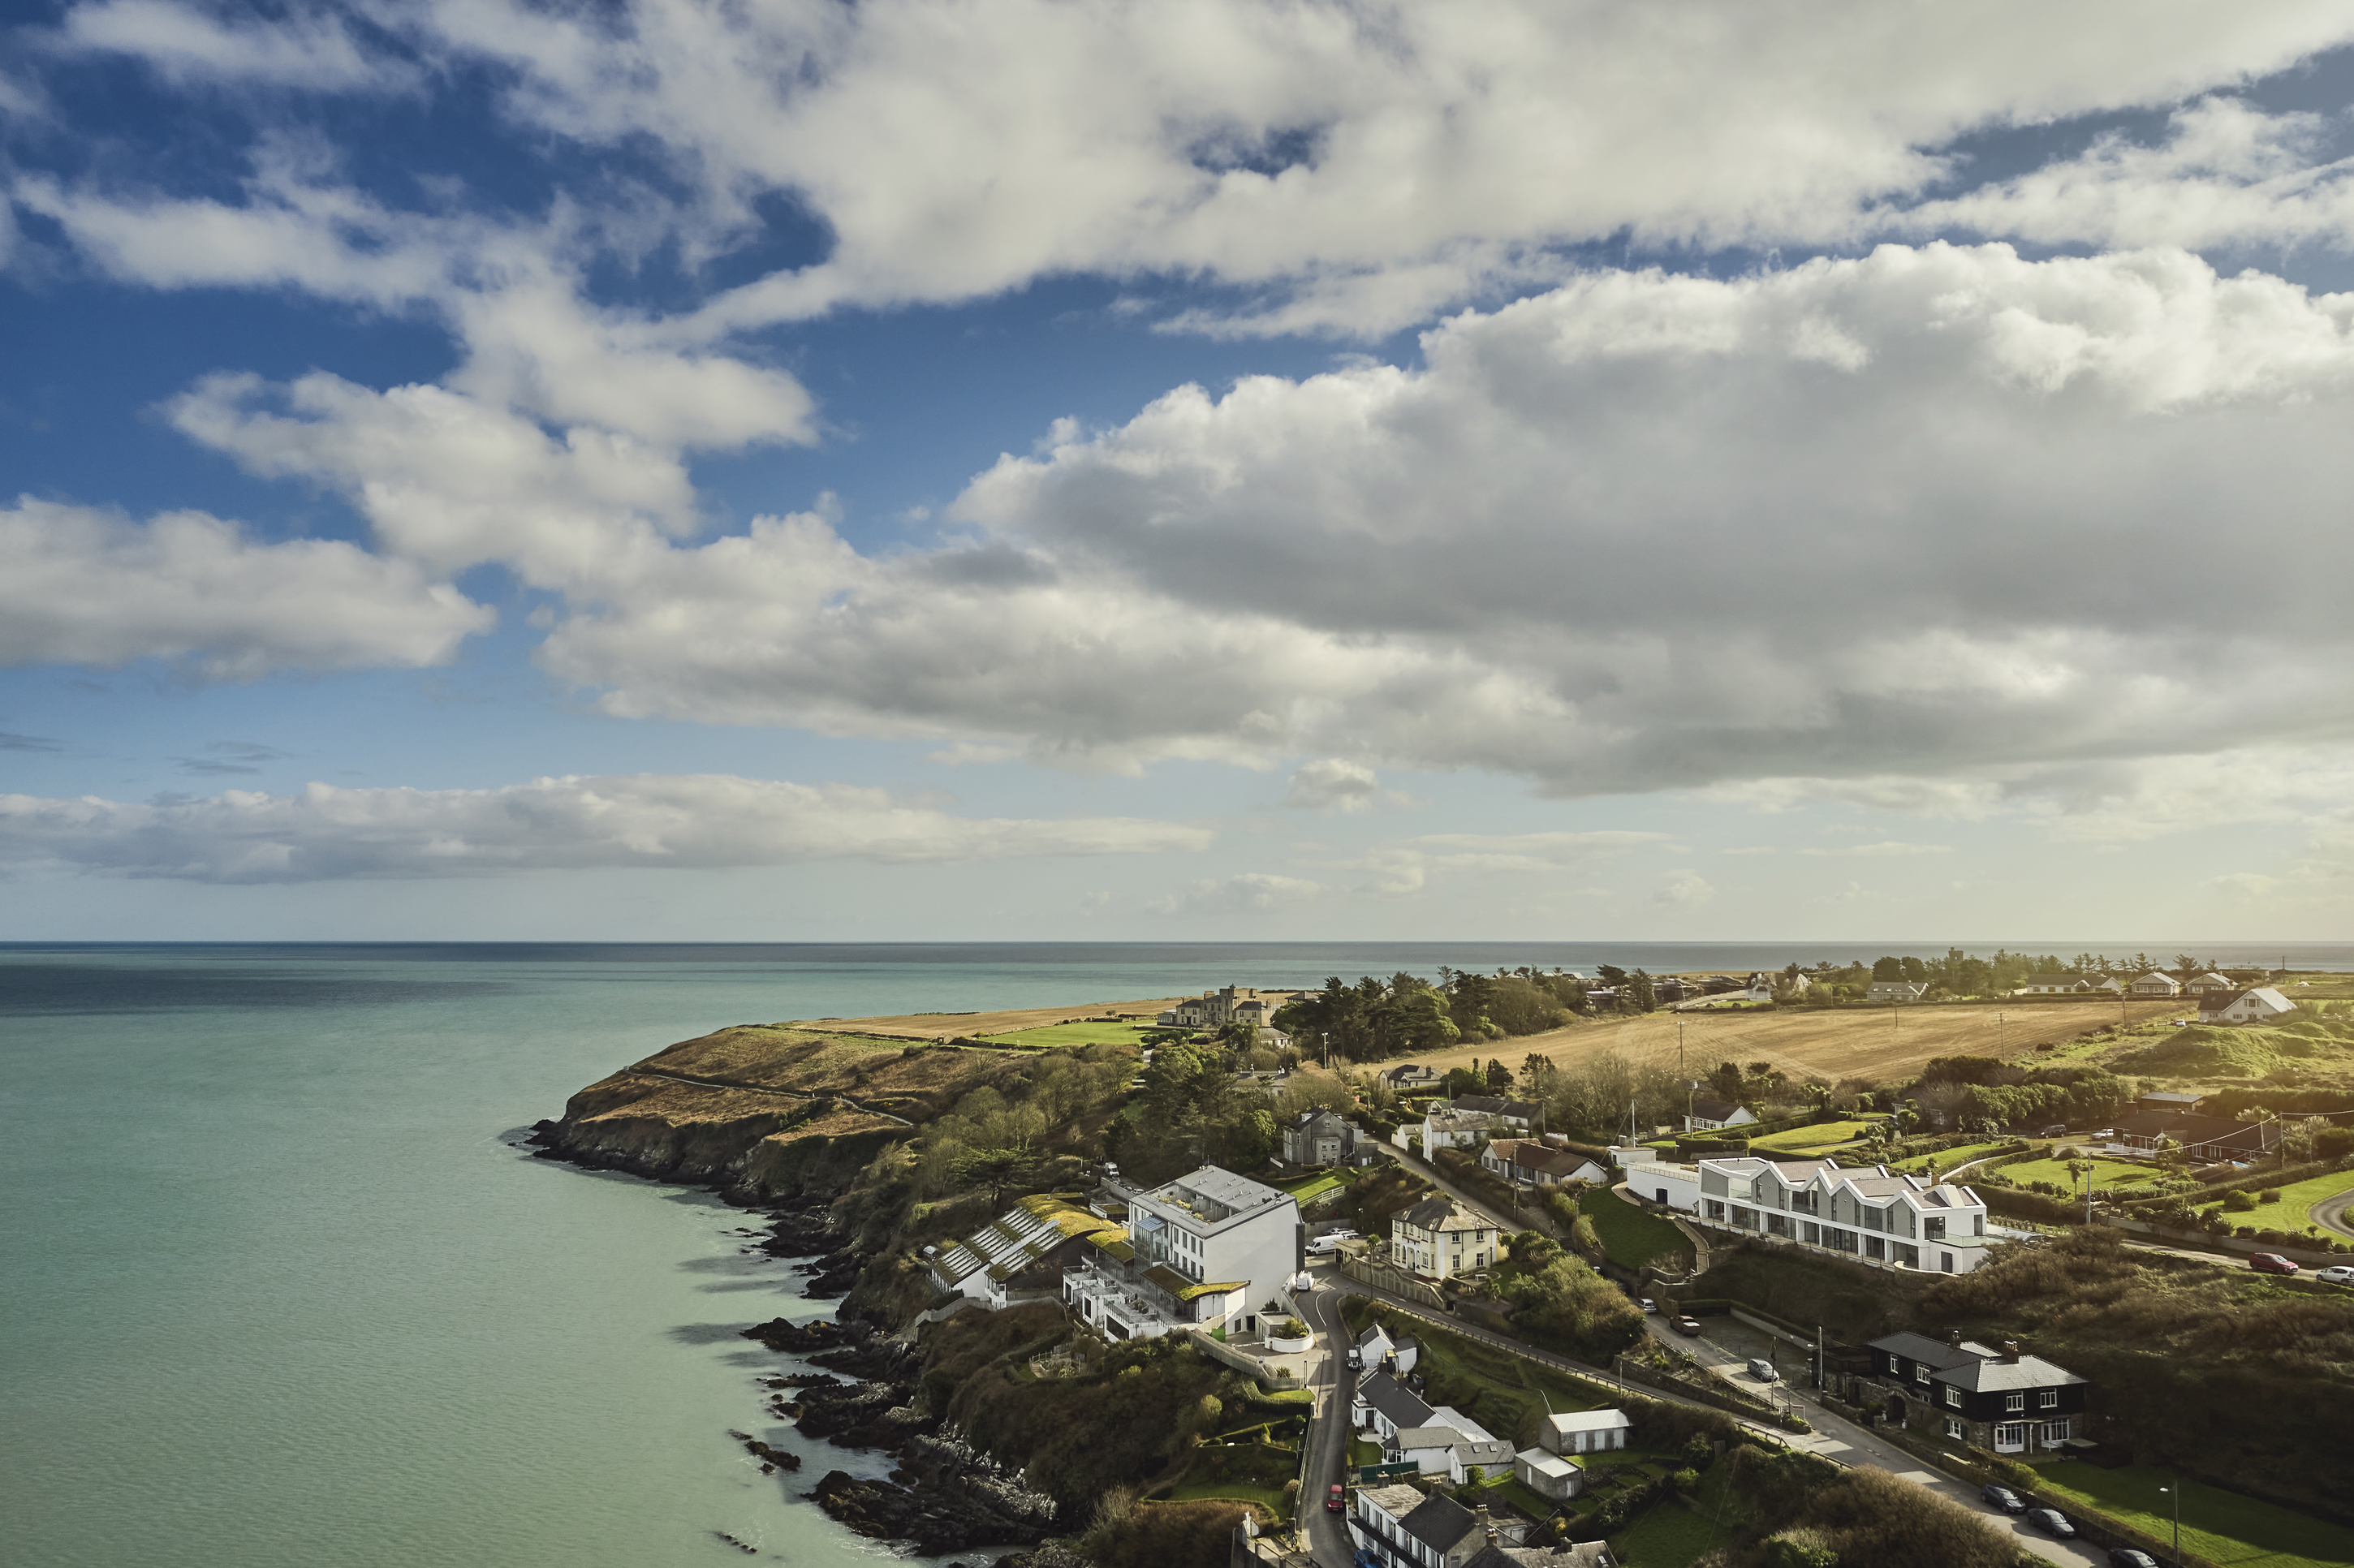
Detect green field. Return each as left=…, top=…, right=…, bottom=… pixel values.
left=1996, top=1153, right=2163, bottom=1189
left=1160, top=1482, right=1291, bottom=1519
left=1275, top=1170, right=1346, bottom=1203
left=1887, top=1140, right=2012, bottom=1175
left=2208, top=1167, right=2354, bottom=1238
left=1748, top=1119, right=1873, bottom=1153
left=1581, top=1189, right=1692, bottom=1271
left=981, top=1019, right=1162, bottom=1049
left=2028, top=1462, right=2354, bottom=1568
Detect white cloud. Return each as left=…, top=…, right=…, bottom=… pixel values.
left=1655, top=870, right=1716, bottom=907
left=1283, top=758, right=1384, bottom=812
left=407, top=0, right=2354, bottom=334
left=54, top=1, right=412, bottom=93
left=1795, top=842, right=1954, bottom=857
left=1145, top=872, right=1324, bottom=915
left=0, top=496, right=490, bottom=677
left=0, top=773, right=1212, bottom=883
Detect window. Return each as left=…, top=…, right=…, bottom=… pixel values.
left=2042, top=1420, right=2070, bottom=1445
left=1887, top=1354, right=1901, bottom=1375
left=2005, top=1394, right=2024, bottom=1413
left=1914, top=1363, right=1929, bottom=1384
left=1996, top=1423, right=2028, bottom=1450
left=2038, top=1389, right=2059, bottom=1409
left=1945, top=1417, right=1965, bottom=1440
left=1943, top=1385, right=1963, bottom=1408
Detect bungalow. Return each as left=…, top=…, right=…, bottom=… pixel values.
left=1391, top=1409, right=1514, bottom=1484
left=1682, top=1095, right=1757, bottom=1133
left=2084, top=975, right=2125, bottom=994
left=1452, top=1095, right=1541, bottom=1130
left=2128, top=971, right=2183, bottom=997
left=1865, top=1330, right=2088, bottom=1454
left=1541, top=1408, right=1632, bottom=1456
left=2184, top=971, right=2240, bottom=997
left=1652, top=977, right=1690, bottom=1004
left=1382, top=1063, right=1442, bottom=1092
left=1507, top=1143, right=1607, bottom=1188
left=2201, top=987, right=2297, bottom=1027
left=1865, top=980, right=1929, bottom=1003
left=1424, top=1109, right=1505, bottom=1152
left=1513, top=1447, right=1584, bottom=1501
left=2016, top=974, right=2089, bottom=995
left=2111, top=1110, right=2283, bottom=1163
left=1350, top=1484, right=1483, bottom=1568
left=2134, top=1090, right=2205, bottom=1114
left=1390, top=1196, right=1504, bottom=1281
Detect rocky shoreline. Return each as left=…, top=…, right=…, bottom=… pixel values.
left=527, top=1120, right=1066, bottom=1562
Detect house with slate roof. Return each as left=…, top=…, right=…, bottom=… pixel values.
left=1451, top=1094, right=1541, bottom=1129
left=2201, top=987, right=2297, bottom=1026
left=1865, top=1329, right=2089, bottom=1454
left=1390, top=1195, right=1504, bottom=1281
left=1354, top=1368, right=1435, bottom=1441
left=1681, top=1094, right=1757, bottom=1132
left=1282, top=1106, right=1359, bottom=1165
left=2110, top=1109, right=2283, bottom=1163
left=1349, top=1484, right=1483, bottom=1568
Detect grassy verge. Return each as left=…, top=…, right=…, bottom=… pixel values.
left=1581, top=1189, right=1692, bottom=1271
left=1275, top=1170, right=1347, bottom=1203
left=979, top=1020, right=1158, bottom=1049
left=1886, top=1139, right=2013, bottom=1174
left=1996, top=1154, right=2163, bottom=1188
left=2026, top=1462, right=2354, bottom=1568
left=1613, top=1495, right=1735, bottom=1567
left=1161, top=1482, right=1291, bottom=1519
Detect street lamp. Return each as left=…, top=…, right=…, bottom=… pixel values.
left=2158, top=1482, right=2181, bottom=1566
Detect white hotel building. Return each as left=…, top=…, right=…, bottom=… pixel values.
left=1063, top=1164, right=1302, bottom=1339
left=1668, top=1156, right=1994, bottom=1275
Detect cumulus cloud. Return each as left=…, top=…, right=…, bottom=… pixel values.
left=502, top=244, right=2354, bottom=800
left=1656, top=871, right=1716, bottom=907
left=0, top=497, right=490, bottom=677
left=1796, top=842, right=1954, bottom=857
left=1283, top=759, right=1385, bottom=812
left=0, top=773, right=1212, bottom=883
left=1145, top=872, right=1324, bottom=915
left=403, top=0, right=2354, bottom=334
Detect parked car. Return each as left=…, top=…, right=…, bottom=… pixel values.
left=1979, top=1484, right=2025, bottom=1514
left=2315, top=1264, right=2354, bottom=1286
left=2248, top=1252, right=2300, bottom=1276
left=2038, top=1124, right=2068, bottom=1138
left=2025, top=1509, right=2077, bottom=1539
left=2109, top=1550, right=2160, bottom=1568
left=1345, top=1348, right=1361, bottom=1370
left=1327, top=1484, right=1346, bottom=1513
left=1673, top=1316, right=1702, bottom=1336
left=1638, top=1298, right=1658, bottom=1315
left=1746, top=1358, right=1780, bottom=1382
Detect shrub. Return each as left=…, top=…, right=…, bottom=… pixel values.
left=2223, top=1189, right=2257, bottom=1212
left=1671, top=1467, right=1701, bottom=1494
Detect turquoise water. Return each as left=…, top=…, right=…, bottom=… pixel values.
left=6, top=941, right=2348, bottom=1566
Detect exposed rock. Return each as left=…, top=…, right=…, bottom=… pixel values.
left=728, top=1430, right=803, bottom=1471
left=805, top=1454, right=1058, bottom=1557
left=740, top=1316, right=849, bottom=1355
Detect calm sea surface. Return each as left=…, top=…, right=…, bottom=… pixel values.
left=5, top=941, right=2348, bottom=1567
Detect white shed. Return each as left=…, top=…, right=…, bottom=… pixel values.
left=1515, top=1447, right=1584, bottom=1500
left=1543, top=1408, right=1633, bottom=1455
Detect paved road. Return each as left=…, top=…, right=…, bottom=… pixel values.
left=2312, top=1187, right=2354, bottom=1243
left=1371, top=1137, right=1519, bottom=1230
left=1641, top=1315, right=2100, bottom=1568
left=1296, top=1280, right=1359, bottom=1568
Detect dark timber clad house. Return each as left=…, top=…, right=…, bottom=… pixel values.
left=1865, top=1329, right=2089, bottom=1454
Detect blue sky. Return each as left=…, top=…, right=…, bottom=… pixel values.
left=6, top=2, right=2354, bottom=941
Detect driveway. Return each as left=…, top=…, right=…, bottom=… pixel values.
left=1645, top=1316, right=2103, bottom=1568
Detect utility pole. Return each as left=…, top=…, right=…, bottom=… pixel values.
left=2160, top=1482, right=2182, bottom=1567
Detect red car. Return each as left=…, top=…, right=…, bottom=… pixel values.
left=1327, top=1484, right=1346, bottom=1512
left=2248, top=1253, right=2300, bottom=1276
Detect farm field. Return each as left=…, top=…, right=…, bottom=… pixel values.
left=981, top=1019, right=1170, bottom=1049
left=2025, top=1462, right=2354, bottom=1568
left=789, top=995, right=1185, bottom=1041
left=1397, top=999, right=2190, bottom=1093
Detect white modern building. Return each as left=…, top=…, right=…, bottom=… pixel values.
left=1062, top=1164, right=1300, bottom=1339
left=1672, top=1156, right=1994, bottom=1275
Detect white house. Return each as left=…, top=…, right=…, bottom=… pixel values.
left=2201, top=987, right=2297, bottom=1026
left=1451, top=1095, right=1541, bottom=1130
left=1350, top=1484, right=1483, bottom=1568
left=2184, top=971, right=2240, bottom=997
left=1356, top=1321, right=1421, bottom=1376
left=2016, top=974, right=2089, bottom=995
left=1063, top=1165, right=1300, bottom=1340
left=1355, top=1369, right=1436, bottom=1442
left=1392, top=1407, right=1514, bottom=1483
left=1865, top=980, right=1930, bottom=1003
left=1681, top=1156, right=1994, bottom=1275
left=1423, top=1108, right=1504, bottom=1152
left=1390, top=1196, right=1504, bottom=1281
left=1514, top=1447, right=1583, bottom=1501
left=1681, top=1095, right=1757, bottom=1133
left=2128, top=971, right=2184, bottom=997
left=1626, top=1160, right=1701, bottom=1213
left=1381, top=1063, right=1442, bottom=1092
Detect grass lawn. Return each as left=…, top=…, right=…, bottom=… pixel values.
left=1887, top=1139, right=2013, bottom=1174
left=1471, top=1477, right=1563, bottom=1522
left=1581, top=1188, right=1693, bottom=1271
left=1613, top=1496, right=1735, bottom=1567
left=2027, top=1462, right=2354, bottom=1567
left=1275, top=1170, right=1347, bottom=1202
left=1162, top=1482, right=1291, bottom=1519
left=1748, top=1118, right=1874, bottom=1152
left=1997, top=1153, right=2163, bottom=1189
left=979, top=1019, right=1159, bottom=1049
left=2213, top=1167, right=2354, bottom=1238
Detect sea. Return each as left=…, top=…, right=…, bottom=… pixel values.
left=5, top=940, right=2348, bottom=1567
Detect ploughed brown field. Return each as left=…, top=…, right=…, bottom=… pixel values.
left=1398, top=997, right=2191, bottom=1084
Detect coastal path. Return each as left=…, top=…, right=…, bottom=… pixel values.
left=619, top=1066, right=914, bottom=1126
left=1296, top=1262, right=2085, bottom=1568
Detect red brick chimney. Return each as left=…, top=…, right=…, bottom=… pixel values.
left=2001, top=1341, right=2020, bottom=1363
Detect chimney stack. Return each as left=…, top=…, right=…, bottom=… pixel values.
left=2001, top=1341, right=2020, bottom=1364
left=1947, top=1329, right=1962, bottom=1350
left=1478, top=1505, right=1496, bottom=1544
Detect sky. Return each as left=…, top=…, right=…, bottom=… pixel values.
left=6, top=2, right=2354, bottom=942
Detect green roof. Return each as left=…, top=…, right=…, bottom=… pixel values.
left=1142, top=1263, right=1248, bottom=1303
